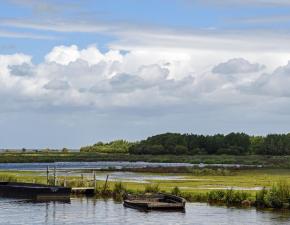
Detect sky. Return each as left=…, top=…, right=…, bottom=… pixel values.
left=1, top=0, right=290, bottom=148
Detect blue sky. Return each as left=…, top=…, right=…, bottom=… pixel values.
left=1, top=0, right=290, bottom=60
left=1, top=0, right=290, bottom=148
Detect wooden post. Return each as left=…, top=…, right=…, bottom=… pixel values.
left=53, top=166, right=56, bottom=186
left=46, top=166, right=49, bottom=185
left=103, top=174, right=109, bottom=191
left=93, top=171, right=96, bottom=192
left=64, top=174, right=67, bottom=187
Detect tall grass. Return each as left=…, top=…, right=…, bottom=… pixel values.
left=208, top=189, right=251, bottom=205
left=0, top=175, right=18, bottom=182
left=144, top=184, right=160, bottom=193
left=256, top=181, right=290, bottom=208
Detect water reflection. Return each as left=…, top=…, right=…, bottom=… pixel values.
left=0, top=197, right=290, bottom=225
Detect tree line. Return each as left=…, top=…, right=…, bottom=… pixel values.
left=80, top=140, right=132, bottom=153
left=81, top=133, right=290, bottom=155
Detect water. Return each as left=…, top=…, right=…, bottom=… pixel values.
left=0, top=198, right=289, bottom=225
left=0, top=162, right=261, bottom=171
left=0, top=162, right=193, bottom=171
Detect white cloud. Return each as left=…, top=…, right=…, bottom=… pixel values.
left=245, top=61, right=290, bottom=97
left=0, top=44, right=290, bottom=116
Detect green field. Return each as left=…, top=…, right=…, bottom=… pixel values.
left=1, top=168, right=290, bottom=208
left=1, top=151, right=290, bottom=168
left=1, top=168, right=290, bottom=195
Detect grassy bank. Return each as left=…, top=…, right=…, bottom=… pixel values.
left=1, top=168, right=290, bottom=209
left=1, top=152, right=290, bottom=168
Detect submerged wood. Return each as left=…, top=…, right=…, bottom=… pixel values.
left=123, top=193, right=186, bottom=211
left=0, top=182, right=71, bottom=201
left=71, top=187, right=95, bottom=196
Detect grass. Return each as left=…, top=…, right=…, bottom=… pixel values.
left=1, top=152, right=290, bottom=168
left=1, top=168, right=290, bottom=209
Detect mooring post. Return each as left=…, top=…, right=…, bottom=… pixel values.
left=93, top=171, right=96, bottom=192
left=46, top=166, right=49, bottom=185
left=53, top=166, right=56, bottom=186
left=103, top=174, right=109, bottom=191
left=64, top=173, right=67, bottom=187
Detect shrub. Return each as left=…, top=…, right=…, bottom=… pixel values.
left=255, top=187, right=268, bottom=208
left=113, top=182, right=126, bottom=195
left=265, top=181, right=290, bottom=208
left=144, top=183, right=160, bottom=193
left=171, top=186, right=181, bottom=196
left=208, top=189, right=250, bottom=205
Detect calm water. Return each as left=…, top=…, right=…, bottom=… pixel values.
left=0, top=161, right=260, bottom=171
left=0, top=198, right=289, bottom=225
left=0, top=162, right=193, bottom=171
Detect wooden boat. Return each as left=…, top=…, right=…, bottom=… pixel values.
left=123, top=193, right=186, bottom=211
left=0, top=182, right=71, bottom=201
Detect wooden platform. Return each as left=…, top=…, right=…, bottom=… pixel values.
left=71, top=187, right=95, bottom=196
left=0, top=182, right=71, bottom=201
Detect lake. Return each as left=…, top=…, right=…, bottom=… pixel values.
left=0, top=198, right=289, bottom=225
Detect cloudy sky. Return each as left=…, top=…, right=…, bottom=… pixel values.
left=1, top=0, right=290, bottom=148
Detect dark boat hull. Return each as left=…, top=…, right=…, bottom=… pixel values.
left=0, top=182, right=71, bottom=201
left=123, top=193, right=186, bottom=211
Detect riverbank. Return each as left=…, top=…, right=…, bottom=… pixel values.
left=1, top=168, right=290, bottom=209
left=1, top=152, right=290, bottom=168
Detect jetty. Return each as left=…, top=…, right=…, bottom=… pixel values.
left=71, top=187, right=95, bottom=196
left=0, top=182, right=71, bottom=201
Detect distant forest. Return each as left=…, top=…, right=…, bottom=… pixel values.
left=80, top=133, right=290, bottom=156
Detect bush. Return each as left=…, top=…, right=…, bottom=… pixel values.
left=256, top=181, right=290, bottom=208
left=255, top=187, right=268, bottom=208
left=171, top=186, right=181, bottom=196
left=144, top=184, right=160, bottom=193
left=113, top=182, right=126, bottom=195
left=208, top=189, right=250, bottom=205
left=265, top=181, right=290, bottom=208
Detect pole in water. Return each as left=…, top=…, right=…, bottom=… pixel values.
left=104, top=174, right=109, bottom=191
left=64, top=173, right=67, bottom=187
left=46, top=166, right=49, bottom=185
left=93, top=171, right=96, bottom=192
left=53, top=166, right=56, bottom=186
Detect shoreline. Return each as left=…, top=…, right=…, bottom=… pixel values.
left=0, top=152, right=290, bottom=168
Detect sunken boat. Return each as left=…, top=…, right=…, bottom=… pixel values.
left=123, top=193, right=186, bottom=211
left=0, top=182, right=71, bottom=201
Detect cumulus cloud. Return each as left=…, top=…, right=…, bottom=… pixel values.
left=0, top=44, right=290, bottom=115
left=244, top=61, right=290, bottom=97
left=212, top=58, right=265, bottom=75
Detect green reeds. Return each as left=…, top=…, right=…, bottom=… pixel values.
left=144, top=183, right=160, bottom=193
left=256, top=181, right=290, bottom=209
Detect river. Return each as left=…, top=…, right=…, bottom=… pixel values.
left=0, top=198, right=289, bottom=225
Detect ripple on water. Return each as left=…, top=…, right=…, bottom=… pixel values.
left=0, top=198, right=290, bottom=225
